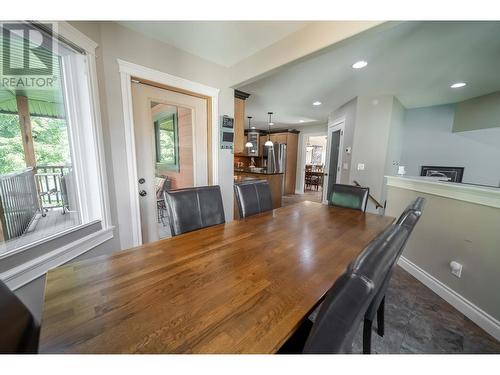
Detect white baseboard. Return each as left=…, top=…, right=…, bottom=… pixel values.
left=398, top=256, right=500, bottom=341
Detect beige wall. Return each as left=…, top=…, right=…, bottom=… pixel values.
left=386, top=186, right=500, bottom=322
left=350, top=96, right=395, bottom=212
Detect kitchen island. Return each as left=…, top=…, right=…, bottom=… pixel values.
left=234, top=169, right=284, bottom=219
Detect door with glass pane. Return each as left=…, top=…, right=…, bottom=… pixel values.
left=131, top=81, right=208, bottom=244
left=323, top=122, right=344, bottom=203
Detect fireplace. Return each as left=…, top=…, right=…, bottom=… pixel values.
left=420, top=166, right=464, bottom=183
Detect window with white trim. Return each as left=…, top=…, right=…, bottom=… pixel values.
left=0, top=22, right=109, bottom=262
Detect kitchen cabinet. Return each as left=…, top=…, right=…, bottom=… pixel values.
left=233, top=90, right=250, bottom=155
left=259, top=131, right=299, bottom=195
left=233, top=97, right=245, bottom=154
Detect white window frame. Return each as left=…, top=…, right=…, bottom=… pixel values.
left=0, top=22, right=114, bottom=290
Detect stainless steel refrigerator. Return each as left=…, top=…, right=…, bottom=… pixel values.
left=265, top=143, right=287, bottom=193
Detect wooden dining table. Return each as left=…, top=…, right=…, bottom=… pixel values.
left=39, top=201, right=394, bottom=354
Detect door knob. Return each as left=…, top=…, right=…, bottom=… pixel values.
left=139, top=190, right=147, bottom=197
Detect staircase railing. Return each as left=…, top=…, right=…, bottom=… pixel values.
left=352, top=180, right=386, bottom=210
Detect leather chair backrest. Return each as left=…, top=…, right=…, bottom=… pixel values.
left=349, top=225, right=409, bottom=321
left=329, top=184, right=369, bottom=212
left=234, top=180, right=273, bottom=218
left=164, top=185, right=225, bottom=236
left=349, top=225, right=409, bottom=286
left=396, top=197, right=426, bottom=228
left=303, top=272, right=375, bottom=354
left=411, top=196, right=425, bottom=214
left=0, top=281, right=39, bottom=353
left=362, top=198, right=426, bottom=322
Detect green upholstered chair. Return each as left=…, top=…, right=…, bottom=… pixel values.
left=329, top=184, right=369, bottom=212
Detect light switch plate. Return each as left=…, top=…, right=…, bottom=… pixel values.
left=357, top=163, right=365, bottom=171
left=343, top=163, right=349, bottom=170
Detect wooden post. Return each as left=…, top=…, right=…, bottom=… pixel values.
left=16, top=95, right=37, bottom=168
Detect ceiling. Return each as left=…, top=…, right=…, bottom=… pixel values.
left=238, top=21, right=500, bottom=129
left=117, top=21, right=309, bottom=67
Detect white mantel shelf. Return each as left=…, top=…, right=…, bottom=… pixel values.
left=386, top=176, right=500, bottom=209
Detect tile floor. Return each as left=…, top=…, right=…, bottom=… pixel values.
left=352, top=266, right=500, bottom=353
left=280, top=266, right=500, bottom=354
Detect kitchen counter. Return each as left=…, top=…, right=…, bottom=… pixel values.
left=234, top=168, right=284, bottom=175
left=233, top=176, right=260, bottom=183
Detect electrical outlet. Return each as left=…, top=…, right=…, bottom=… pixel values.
left=357, top=163, right=365, bottom=171
left=450, top=261, right=463, bottom=278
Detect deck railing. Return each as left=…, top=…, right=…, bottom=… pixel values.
left=0, top=168, right=39, bottom=241
left=35, top=165, right=71, bottom=210
left=0, top=165, right=72, bottom=242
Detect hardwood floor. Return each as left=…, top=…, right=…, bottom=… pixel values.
left=282, top=189, right=323, bottom=206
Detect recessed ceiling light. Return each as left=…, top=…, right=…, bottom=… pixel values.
left=313, top=101, right=322, bottom=106
left=352, top=60, right=368, bottom=69
left=299, top=120, right=305, bottom=123
left=450, top=82, right=467, bottom=88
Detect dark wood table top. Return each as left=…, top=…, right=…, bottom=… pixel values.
left=39, top=202, right=394, bottom=353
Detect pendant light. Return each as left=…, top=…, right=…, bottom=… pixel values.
left=265, top=112, right=274, bottom=147
left=245, top=116, right=253, bottom=148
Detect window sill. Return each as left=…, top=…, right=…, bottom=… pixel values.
left=0, top=226, right=114, bottom=290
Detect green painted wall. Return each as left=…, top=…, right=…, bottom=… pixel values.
left=453, top=91, right=500, bottom=132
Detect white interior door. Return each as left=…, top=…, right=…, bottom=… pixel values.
left=322, top=122, right=344, bottom=203
left=131, top=81, right=208, bottom=244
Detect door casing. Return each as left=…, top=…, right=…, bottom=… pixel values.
left=323, top=120, right=345, bottom=204
left=118, top=59, right=220, bottom=247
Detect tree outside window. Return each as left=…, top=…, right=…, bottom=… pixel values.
left=154, top=113, right=179, bottom=171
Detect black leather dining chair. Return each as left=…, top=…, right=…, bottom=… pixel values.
left=348, top=225, right=409, bottom=354
left=298, top=225, right=407, bottom=354
left=163, top=185, right=225, bottom=236
left=397, top=197, right=426, bottom=229
left=359, top=197, right=426, bottom=354
left=302, top=272, right=376, bottom=354
left=234, top=180, right=273, bottom=218
left=0, top=280, right=39, bottom=353
left=329, top=183, right=369, bottom=212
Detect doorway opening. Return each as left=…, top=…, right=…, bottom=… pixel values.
left=302, top=134, right=327, bottom=203
left=323, top=121, right=345, bottom=203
